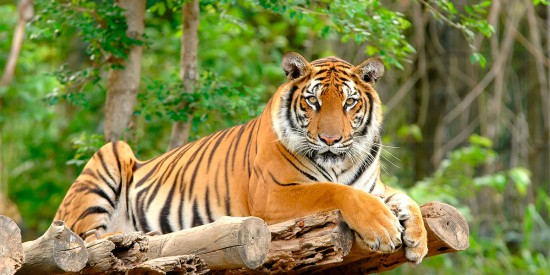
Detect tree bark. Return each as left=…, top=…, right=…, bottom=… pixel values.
left=104, top=0, right=146, bottom=142
left=0, top=0, right=33, bottom=87
left=225, top=201, right=469, bottom=274
left=17, top=220, right=88, bottom=274
left=169, top=0, right=199, bottom=149
left=127, top=255, right=209, bottom=274
left=78, top=231, right=148, bottom=273
left=0, top=215, right=24, bottom=275
left=147, top=216, right=271, bottom=270
left=257, top=210, right=353, bottom=273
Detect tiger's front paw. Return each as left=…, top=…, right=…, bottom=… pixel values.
left=343, top=194, right=404, bottom=253
left=387, top=196, right=428, bottom=263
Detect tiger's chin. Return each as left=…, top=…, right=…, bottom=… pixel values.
left=313, top=151, right=347, bottom=167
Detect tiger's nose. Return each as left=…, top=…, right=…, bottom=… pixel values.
left=319, top=134, right=342, bottom=146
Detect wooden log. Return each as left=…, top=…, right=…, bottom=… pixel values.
left=17, top=220, right=88, bottom=274
left=147, top=216, right=271, bottom=270
left=224, top=201, right=468, bottom=274
left=323, top=201, right=470, bottom=274
left=257, top=210, right=353, bottom=273
left=79, top=231, right=148, bottom=273
left=0, top=215, right=24, bottom=275
left=127, top=255, right=209, bottom=274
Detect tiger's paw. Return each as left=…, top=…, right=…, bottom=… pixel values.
left=344, top=194, right=404, bottom=253
left=387, top=196, right=428, bottom=264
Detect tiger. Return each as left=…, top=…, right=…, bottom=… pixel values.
left=54, top=52, right=428, bottom=263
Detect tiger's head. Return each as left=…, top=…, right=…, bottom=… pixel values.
left=271, top=52, right=384, bottom=168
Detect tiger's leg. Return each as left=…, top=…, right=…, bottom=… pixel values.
left=54, top=141, right=137, bottom=242
left=382, top=186, right=428, bottom=263
left=251, top=182, right=404, bottom=253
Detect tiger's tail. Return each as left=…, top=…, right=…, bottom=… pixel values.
left=54, top=141, right=137, bottom=241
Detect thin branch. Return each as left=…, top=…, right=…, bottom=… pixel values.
left=417, top=0, right=467, bottom=32
left=385, top=70, right=422, bottom=113
left=443, top=2, right=525, bottom=124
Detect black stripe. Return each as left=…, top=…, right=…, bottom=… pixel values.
left=157, top=145, right=193, bottom=189
left=365, top=92, right=374, bottom=126
left=160, top=172, right=178, bottom=234
left=214, top=162, right=222, bottom=207
left=98, top=171, right=118, bottom=200
left=80, top=168, right=98, bottom=180
left=269, top=171, right=298, bottom=186
left=181, top=134, right=216, bottom=201
left=349, top=141, right=381, bottom=185
left=145, top=178, right=163, bottom=209
left=285, top=86, right=300, bottom=131
left=135, top=160, right=165, bottom=188
left=188, top=133, right=220, bottom=198
left=276, top=145, right=318, bottom=182
left=112, top=142, right=122, bottom=196
left=223, top=128, right=238, bottom=216
left=207, top=129, right=231, bottom=170
left=74, top=182, right=116, bottom=208
left=171, top=159, right=186, bottom=230
left=204, top=186, right=213, bottom=223
left=97, top=151, right=117, bottom=187
left=126, top=174, right=133, bottom=220
left=192, top=200, right=202, bottom=227
left=230, top=124, right=247, bottom=173
left=242, top=119, right=257, bottom=172
left=136, top=185, right=153, bottom=232
left=384, top=193, right=398, bottom=203
left=77, top=206, right=109, bottom=220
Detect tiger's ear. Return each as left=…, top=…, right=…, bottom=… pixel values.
left=354, top=57, right=385, bottom=85
left=282, top=52, right=310, bottom=80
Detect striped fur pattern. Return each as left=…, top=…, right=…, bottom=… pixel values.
left=55, top=52, right=428, bottom=263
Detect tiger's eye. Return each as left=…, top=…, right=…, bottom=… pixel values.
left=306, top=96, right=318, bottom=105
left=345, top=98, right=356, bottom=106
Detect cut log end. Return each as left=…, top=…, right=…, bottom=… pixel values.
left=422, top=201, right=470, bottom=253
left=18, top=220, right=88, bottom=274
left=323, top=201, right=470, bottom=274
left=0, top=215, right=24, bottom=275
left=52, top=221, right=88, bottom=272
left=236, top=216, right=271, bottom=269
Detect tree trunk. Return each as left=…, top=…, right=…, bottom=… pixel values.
left=0, top=0, right=33, bottom=87
left=169, top=0, right=199, bottom=149
left=104, top=0, right=146, bottom=142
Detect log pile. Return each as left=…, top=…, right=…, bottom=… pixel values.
left=0, top=201, right=469, bottom=274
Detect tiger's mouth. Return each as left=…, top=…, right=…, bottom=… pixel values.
left=316, top=151, right=346, bottom=163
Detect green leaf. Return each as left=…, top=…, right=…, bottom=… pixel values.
left=468, top=134, right=493, bottom=148
left=509, top=167, right=532, bottom=196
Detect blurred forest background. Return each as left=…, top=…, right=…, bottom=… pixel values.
left=1, top=0, right=549, bottom=273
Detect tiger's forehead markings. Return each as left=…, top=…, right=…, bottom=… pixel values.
left=343, top=81, right=357, bottom=97
left=308, top=60, right=355, bottom=97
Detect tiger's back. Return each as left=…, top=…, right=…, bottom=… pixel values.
left=55, top=118, right=264, bottom=236
left=55, top=52, right=428, bottom=263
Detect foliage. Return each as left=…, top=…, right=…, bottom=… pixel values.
left=136, top=70, right=262, bottom=141
left=33, top=0, right=144, bottom=105
left=418, top=0, right=494, bottom=67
